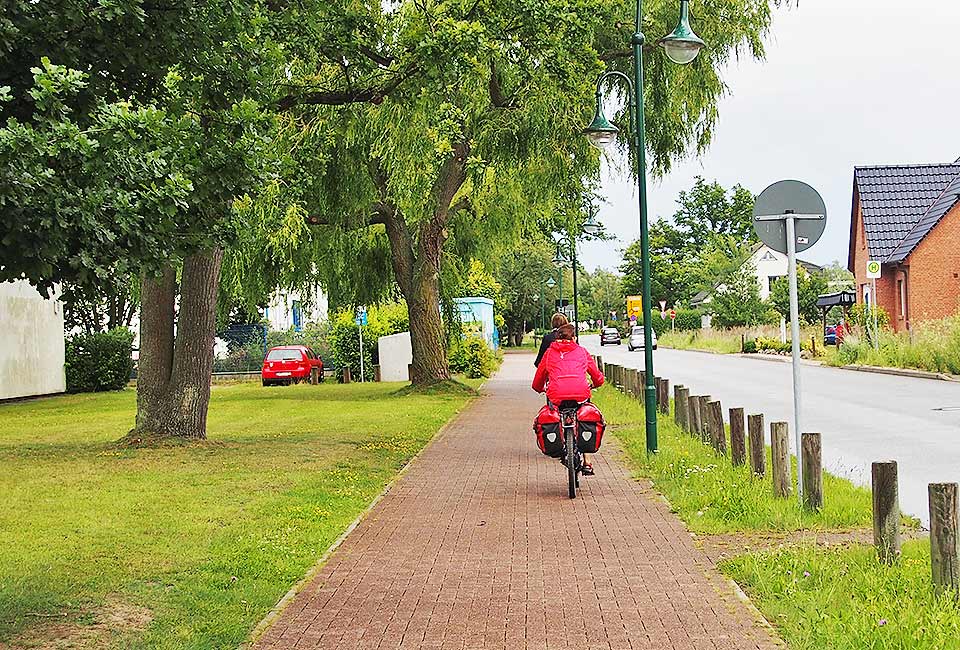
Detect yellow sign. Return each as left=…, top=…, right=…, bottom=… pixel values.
left=625, top=296, right=643, bottom=318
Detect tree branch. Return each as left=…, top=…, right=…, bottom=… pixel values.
left=276, top=64, right=420, bottom=110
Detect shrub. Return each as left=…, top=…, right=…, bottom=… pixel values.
left=326, top=303, right=409, bottom=381
left=65, top=328, right=135, bottom=392
left=448, top=337, right=498, bottom=378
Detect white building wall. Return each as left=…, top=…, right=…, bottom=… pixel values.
left=378, top=332, right=412, bottom=382
left=265, top=286, right=329, bottom=331
left=0, top=281, right=66, bottom=399
left=750, top=245, right=789, bottom=301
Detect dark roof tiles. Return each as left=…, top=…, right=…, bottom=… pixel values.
left=855, top=163, right=960, bottom=262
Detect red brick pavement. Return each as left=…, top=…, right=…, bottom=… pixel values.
left=252, top=353, right=782, bottom=650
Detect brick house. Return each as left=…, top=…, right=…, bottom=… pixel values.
left=848, top=161, right=960, bottom=331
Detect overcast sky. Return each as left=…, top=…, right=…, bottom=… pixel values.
left=580, top=0, right=960, bottom=272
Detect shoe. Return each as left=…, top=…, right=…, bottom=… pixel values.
left=581, top=463, right=595, bottom=476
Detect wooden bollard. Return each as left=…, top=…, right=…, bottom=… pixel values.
left=872, top=461, right=900, bottom=564
left=373, top=365, right=381, bottom=383
left=929, top=483, right=960, bottom=594
left=801, top=433, right=823, bottom=510
left=674, top=386, right=689, bottom=431
left=595, top=355, right=603, bottom=371
left=687, top=395, right=702, bottom=439
left=658, top=377, right=670, bottom=415
left=771, top=422, right=791, bottom=498
left=343, top=366, right=352, bottom=384
left=748, top=414, right=766, bottom=477
left=707, top=401, right=726, bottom=455
left=697, top=395, right=712, bottom=443
left=630, top=369, right=641, bottom=398
left=310, top=366, right=320, bottom=385
left=729, top=408, right=746, bottom=466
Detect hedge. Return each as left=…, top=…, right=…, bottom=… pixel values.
left=65, top=328, right=135, bottom=393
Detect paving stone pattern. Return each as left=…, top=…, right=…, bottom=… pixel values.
left=253, top=354, right=781, bottom=649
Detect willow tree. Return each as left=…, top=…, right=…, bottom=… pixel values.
left=0, top=2, right=356, bottom=439
left=240, top=0, right=780, bottom=386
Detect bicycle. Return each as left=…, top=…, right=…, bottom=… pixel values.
left=556, top=399, right=586, bottom=499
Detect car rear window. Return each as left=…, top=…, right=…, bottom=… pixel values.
left=632, top=327, right=643, bottom=335
left=603, top=328, right=618, bottom=334
left=266, top=349, right=303, bottom=361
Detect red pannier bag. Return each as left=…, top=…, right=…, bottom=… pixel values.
left=576, top=403, right=605, bottom=453
left=533, top=404, right=564, bottom=457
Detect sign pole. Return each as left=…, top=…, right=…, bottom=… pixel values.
left=872, top=276, right=879, bottom=350
left=359, top=320, right=364, bottom=383
left=785, top=214, right=804, bottom=502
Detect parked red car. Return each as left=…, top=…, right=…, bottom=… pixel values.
left=261, top=345, right=323, bottom=386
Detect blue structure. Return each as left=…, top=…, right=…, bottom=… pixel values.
left=453, top=297, right=498, bottom=349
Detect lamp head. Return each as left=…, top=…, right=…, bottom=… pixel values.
left=583, top=98, right=619, bottom=152
left=582, top=213, right=601, bottom=236
left=659, top=0, right=705, bottom=65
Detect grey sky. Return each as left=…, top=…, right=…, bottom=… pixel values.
left=580, top=0, right=960, bottom=273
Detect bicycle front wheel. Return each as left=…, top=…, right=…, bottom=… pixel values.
left=566, top=427, right=577, bottom=499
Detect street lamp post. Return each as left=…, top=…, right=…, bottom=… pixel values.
left=584, top=0, right=704, bottom=453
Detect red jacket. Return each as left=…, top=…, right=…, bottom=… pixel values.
left=532, top=339, right=605, bottom=404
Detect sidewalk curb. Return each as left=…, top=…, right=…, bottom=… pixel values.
left=243, top=385, right=484, bottom=648
left=665, top=346, right=960, bottom=382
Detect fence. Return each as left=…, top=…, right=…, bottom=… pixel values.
left=595, top=354, right=960, bottom=595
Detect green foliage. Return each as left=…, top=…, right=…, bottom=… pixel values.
left=710, top=261, right=771, bottom=328
left=327, top=304, right=409, bottom=381
left=0, top=381, right=473, bottom=645
left=768, top=269, right=829, bottom=324
left=849, top=302, right=891, bottom=330
left=723, top=541, right=960, bottom=650
left=620, top=222, right=696, bottom=306
left=448, top=337, right=499, bottom=379
left=751, top=336, right=792, bottom=354
left=592, top=386, right=872, bottom=534
left=493, top=238, right=558, bottom=343
left=672, top=176, right=757, bottom=251
left=65, top=328, right=134, bottom=393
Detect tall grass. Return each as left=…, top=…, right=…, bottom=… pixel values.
left=826, top=312, right=960, bottom=375
left=723, top=541, right=960, bottom=650
left=660, top=325, right=825, bottom=356
left=593, top=386, right=872, bottom=534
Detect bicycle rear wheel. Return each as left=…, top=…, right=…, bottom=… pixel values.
left=566, top=426, right=577, bottom=499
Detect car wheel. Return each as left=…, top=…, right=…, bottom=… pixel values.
left=262, top=379, right=269, bottom=387
left=653, top=344, right=658, bottom=350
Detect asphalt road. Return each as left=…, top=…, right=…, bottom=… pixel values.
left=581, top=334, right=960, bottom=525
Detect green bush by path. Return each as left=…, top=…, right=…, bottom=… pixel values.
left=0, top=381, right=474, bottom=648
left=722, top=541, right=960, bottom=650
left=65, top=328, right=135, bottom=392
left=592, top=386, right=872, bottom=534
left=448, top=337, right=500, bottom=378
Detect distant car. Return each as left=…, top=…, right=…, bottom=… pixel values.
left=600, top=327, right=621, bottom=346
left=627, top=326, right=658, bottom=351
left=824, top=325, right=837, bottom=346
left=261, top=345, right=323, bottom=386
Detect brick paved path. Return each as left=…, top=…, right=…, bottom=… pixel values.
left=253, top=354, right=781, bottom=650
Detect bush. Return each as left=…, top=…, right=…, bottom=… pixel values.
left=327, top=303, right=409, bottom=381
left=448, top=337, right=499, bottom=378
left=65, top=328, right=135, bottom=392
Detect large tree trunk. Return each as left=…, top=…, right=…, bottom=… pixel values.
left=133, top=248, right=223, bottom=440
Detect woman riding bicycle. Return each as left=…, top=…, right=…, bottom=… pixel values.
left=531, top=323, right=605, bottom=475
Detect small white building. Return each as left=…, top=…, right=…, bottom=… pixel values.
left=0, top=280, right=66, bottom=399
left=692, top=243, right=821, bottom=307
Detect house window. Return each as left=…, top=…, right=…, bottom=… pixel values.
left=898, top=279, right=906, bottom=320
left=768, top=276, right=780, bottom=293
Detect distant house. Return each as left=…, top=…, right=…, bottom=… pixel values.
left=848, top=161, right=960, bottom=331
left=264, top=286, right=329, bottom=332
left=691, top=243, right=821, bottom=308
left=0, top=281, right=66, bottom=399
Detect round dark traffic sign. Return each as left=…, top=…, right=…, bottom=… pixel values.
left=752, top=180, right=827, bottom=254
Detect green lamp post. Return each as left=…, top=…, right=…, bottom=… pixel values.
left=584, top=0, right=704, bottom=453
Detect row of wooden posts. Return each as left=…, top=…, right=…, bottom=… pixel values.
left=596, top=355, right=960, bottom=594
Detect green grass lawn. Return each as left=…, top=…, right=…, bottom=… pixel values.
left=0, top=380, right=476, bottom=648
left=593, top=386, right=872, bottom=534
left=723, top=541, right=960, bottom=649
